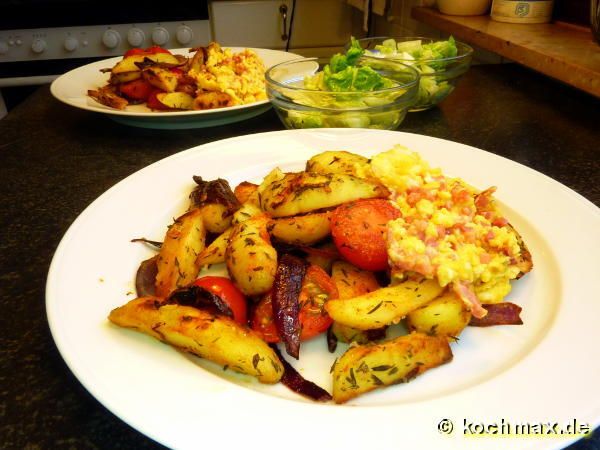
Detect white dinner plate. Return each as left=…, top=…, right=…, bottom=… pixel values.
left=50, top=47, right=302, bottom=129
left=46, top=129, right=600, bottom=450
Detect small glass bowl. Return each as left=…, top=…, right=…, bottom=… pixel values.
left=265, top=56, right=420, bottom=130
left=354, top=36, right=473, bottom=111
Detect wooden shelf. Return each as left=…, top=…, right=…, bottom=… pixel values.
left=412, top=7, right=600, bottom=97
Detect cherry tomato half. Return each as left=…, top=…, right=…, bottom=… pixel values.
left=123, top=48, right=148, bottom=58
left=123, top=46, right=171, bottom=58
left=145, top=45, right=171, bottom=54
left=330, top=199, right=400, bottom=271
left=193, top=276, right=248, bottom=325
left=118, top=79, right=153, bottom=101
left=251, top=265, right=338, bottom=342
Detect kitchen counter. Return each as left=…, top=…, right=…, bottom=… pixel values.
left=1, top=63, right=598, bottom=449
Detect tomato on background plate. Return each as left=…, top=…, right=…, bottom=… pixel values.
left=252, top=265, right=338, bottom=342
left=330, top=199, right=400, bottom=271
left=193, top=276, right=248, bottom=325
left=118, top=79, right=153, bottom=101
left=123, top=46, right=172, bottom=58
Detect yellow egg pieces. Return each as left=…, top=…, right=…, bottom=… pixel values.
left=373, top=145, right=531, bottom=312
left=189, top=43, right=267, bottom=107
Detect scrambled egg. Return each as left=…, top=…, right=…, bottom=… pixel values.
left=371, top=145, right=529, bottom=312
left=189, top=43, right=267, bottom=107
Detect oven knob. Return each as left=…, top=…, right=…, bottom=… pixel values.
left=176, top=25, right=194, bottom=45
left=127, top=28, right=145, bottom=47
left=0, top=41, right=8, bottom=55
left=102, top=29, right=121, bottom=49
left=64, top=37, right=79, bottom=52
left=31, top=38, right=47, bottom=53
left=151, top=27, right=170, bottom=46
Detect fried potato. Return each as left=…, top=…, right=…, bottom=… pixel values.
left=305, top=150, right=371, bottom=178
left=112, top=54, right=182, bottom=75
left=268, top=211, right=331, bottom=245
left=406, top=292, right=471, bottom=339
left=258, top=169, right=388, bottom=218
left=199, top=204, right=234, bottom=234
left=189, top=178, right=241, bottom=234
left=196, top=227, right=232, bottom=268
left=509, top=222, right=533, bottom=278
left=234, top=182, right=259, bottom=205
left=87, top=86, right=128, bottom=110
left=324, top=279, right=444, bottom=330
left=156, top=92, right=194, bottom=110
left=155, top=209, right=206, bottom=298
left=226, top=214, right=277, bottom=296
left=330, top=261, right=382, bottom=344
left=111, top=55, right=145, bottom=74
left=142, top=66, right=179, bottom=92
left=188, top=46, right=207, bottom=74
left=331, top=261, right=380, bottom=299
left=193, top=91, right=235, bottom=110
left=108, top=297, right=283, bottom=383
left=302, top=241, right=339, bottom=273
left=232, top=202, right=264, bottom=225
left=109, top=71, right=142, bottom=84
left=331, top=332, right=452, bottom=403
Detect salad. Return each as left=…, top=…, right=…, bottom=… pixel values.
left=266, top=38, right=419, bottom=129
left=363, top=36, right=472, bottom=110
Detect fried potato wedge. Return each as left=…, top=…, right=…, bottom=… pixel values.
left=87, top=86, right=128, bottom=110
left=508, top=222, right=533, bottom=278
left=305, top=150, right=371, bottom=178
left=109, top=71, right=142, bottom=84
left=112, top=53, right=182, bottom=75
left=226, top=214, right=277, bottom=296
left=406, top=292, right=471, bottom=339
left=142, top=66, right=179, bottom=92
left=155, top=209, right=206, bottom=298
left=331, top=261, right=380, bottom=300
left=108, top=297, right=283, bottom=383
left=325, top=279, right=444, bottom=330
left=193, top=91, right=235, bottom=110
left=111, top=55, right=146, bottom=74
left=232, top=202, right=264, bottom=224
left=234, top=182, right=259, bottom=205
left=330, top=261, right=383, bottom=344
left=196, top=227, right=232, bottom=268
left=156, top=92, right=194, bottom=110
left=189, top=177, right=241, bottom=234
left=258, top=169, right=388, bottom=218
left=268, top=211, right=332, bottom=245
left=331, top=332, right=452, bottom=403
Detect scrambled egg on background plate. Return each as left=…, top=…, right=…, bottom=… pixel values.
left=188, top=43, right=267, bottom=107
left=371, top=146, right=532, bottom=318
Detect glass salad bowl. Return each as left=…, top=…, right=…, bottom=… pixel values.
left=265, top=56, right=420, bottom=130
left=354, top=36, right=473, bottom=111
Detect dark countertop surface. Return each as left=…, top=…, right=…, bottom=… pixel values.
left=1, top=63, right=598, bottom=449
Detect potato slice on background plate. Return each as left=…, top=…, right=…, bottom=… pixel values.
left=157, top=92, right=195, bottom=110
